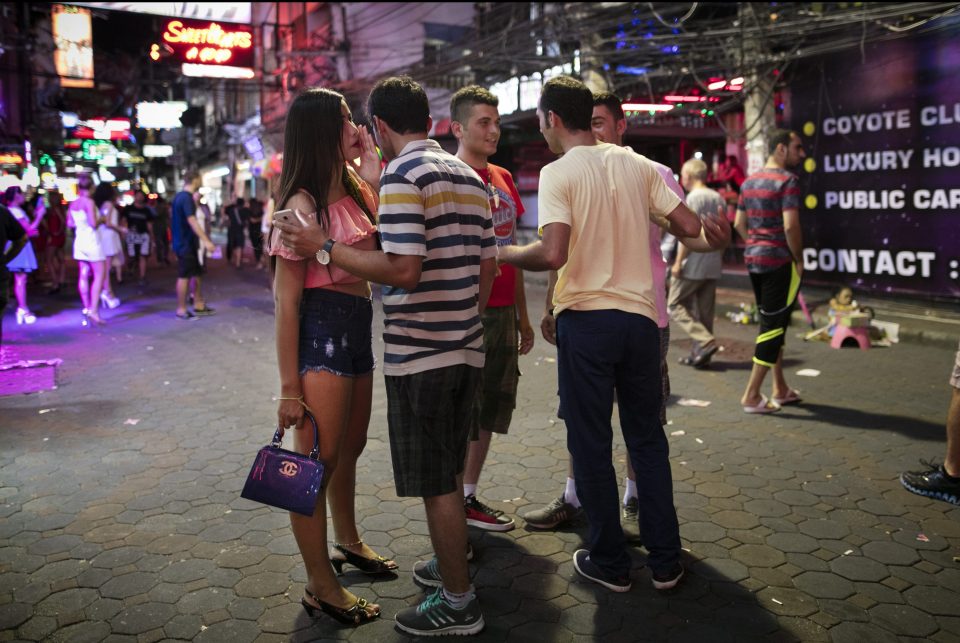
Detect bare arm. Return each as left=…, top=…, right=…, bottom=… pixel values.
left=672, top=242, right=690, bottom=279
left=497, top=222, right=570, bottom=272
left=478, top=257, right=496, bottom=314
left=664, top=202, right=702, bottom=239
left=734, top=207, right=748, bottom=242
left=540, top=269, right=558, bottom=345
left=274, top=258, right=307, bottom=430
left=514, top=269, right=534, bottom=354
left=187, top=215, right=216, bottom=252
left=783, top=208, right=803, bottom=276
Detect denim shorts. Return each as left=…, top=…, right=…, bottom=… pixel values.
left=298, top=288, right=375, bottom=377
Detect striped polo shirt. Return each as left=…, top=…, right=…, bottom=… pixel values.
left=737, top=167, right=800, bottom=274
left=378, top=139, right=496, bottom=376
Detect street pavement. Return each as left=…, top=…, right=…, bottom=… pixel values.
left=1, top=256, right=959, bottom=643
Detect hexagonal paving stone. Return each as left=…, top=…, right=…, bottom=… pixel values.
left=110, top=603, right=177, bottom=635
left=160, top=559, right=216, bottom=583
left=176, top=587, right=235, bottom=614
left=90, top=547, right=144, bottom=569
left=829, top=555, right=890, bottom=582
left=755, top=587, right=817, bottom=617
left=194, top=618, right=261, bottom=643
left=27, top=534, right=84, bottom=556
left=766, top=532, right=819, bottom=554
left=730, top=544, right=786, bottom=568
left=35, top=587, right=99, bottom=616
left=681, top=521, right=726, bottom=543
left=47, top=621, right=112, bottom=643
left=905, top=584, right=960, bottom=616
left=234, top=572, right=291, bottom=598
left=869, top=603, right=939, bottom=637
left=0, top=602, right=32, bottom=630
left=514, top=572, right=569, bottom=600
left=514, top=534, right=566, bottom=557
left=99, top=571, right=159, bottom=599
left=829, top=622, right=901, bottom=643
left=792, top=571, right=855, bottom=599
left=690, top=558, right=749, bottom=582
left=861, top=541, right=921, bottom=566
left=711, top=510, right=760, bottom=530
left=743, top=498, right=791, bottom=518
left=560, top=603, right=622, bottom=636
left=797, top=519, right=850, bottom=540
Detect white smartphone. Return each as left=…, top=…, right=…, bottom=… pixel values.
left=273, top=209, right=301, bottom=226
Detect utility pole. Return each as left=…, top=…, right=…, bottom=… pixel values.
left=740, top=5, right=776, bottom=175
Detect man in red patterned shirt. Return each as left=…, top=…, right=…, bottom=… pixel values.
left=734, top=129, right=806, bottom=414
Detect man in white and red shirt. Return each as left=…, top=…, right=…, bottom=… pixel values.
left=451, top=85, right=535, bottom=533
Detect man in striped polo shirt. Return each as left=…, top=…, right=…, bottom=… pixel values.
left=734, top=129, right=806, bottom=414
left=277, top=76, right=496, bottom=635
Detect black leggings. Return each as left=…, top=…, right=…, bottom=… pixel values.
left=749, top=262, right=800, bottom=366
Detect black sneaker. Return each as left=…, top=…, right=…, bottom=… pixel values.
left=192, top=305, right=216, bottom=317
left=464, top=494, right=515, bottom=531
left=572, top=549, right=631, bottom=592
left=522, top=495, right=584, bottom=530
left=622, top=496, right=639, bottom=521
left=900, top=461, right=960, bottom=506
left=395, top=587, right=484, bottom=636
left=412, top=557, right=443, bottom=588
left=651, top=562, right=684, bottom=590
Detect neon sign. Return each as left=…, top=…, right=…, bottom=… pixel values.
left=155, top=17, right=254, bottom=70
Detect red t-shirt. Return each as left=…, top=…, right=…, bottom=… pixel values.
left=472, top=164, right=524, bottom=308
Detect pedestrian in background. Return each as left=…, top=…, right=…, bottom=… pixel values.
left=0, top=199, right=27, bottom=342
left=901, top=339, right=960, bottom=506
left=170, top=170, right=216, bottom=320
left=42, top=190, right=68, bottom=294
left=267, top=87, right=388, bottom=627
left=1, top=186, right=39, bottom=325
left=670, top=158, right=727, bottom=368
left=734, top=129, right=805, bottom=413
left=225, top=196, right=248, bottom=268
left=247, top=195, right=264, bottom=269
left=121, top=190, right=155, bottom=287
left=153, top=196, right=171, bottom=266
left=67, top=174, right=107, bottom=325
left=93, top=182, right=123, bottom=310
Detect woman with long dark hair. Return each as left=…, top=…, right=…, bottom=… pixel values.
left=1, top=186, right=39, bottom=324
left=267, top=87, right=389, bottom=627
left=93, top=182, right=122, bottom=309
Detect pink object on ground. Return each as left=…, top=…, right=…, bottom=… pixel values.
left=830, top=325, right=870, bottom=350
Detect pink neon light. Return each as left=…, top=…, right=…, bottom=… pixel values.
left=664, top=95, right=707, bottom=102
left=622, top=103, right=675, bottom=112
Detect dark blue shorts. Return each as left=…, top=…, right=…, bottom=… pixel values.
left=298, top=288, right=375, bottom=378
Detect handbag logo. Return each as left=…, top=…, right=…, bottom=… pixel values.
left=278, top=460, right=300, bottom=478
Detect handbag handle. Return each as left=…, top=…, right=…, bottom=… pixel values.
left=272, top=410, right=320, bottom=460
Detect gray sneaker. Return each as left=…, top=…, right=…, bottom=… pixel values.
left=413, top=557, right=443, bottom=588
left=395, top=587, right=484, bottom=637
left=622, top=496, right=639, bottom=521
left=523, top=495, right=584, bottom=529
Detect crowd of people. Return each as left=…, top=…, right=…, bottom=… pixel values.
left=8, top=69, right=955, bottom=639
left=264, top=73, right=727, bottom=636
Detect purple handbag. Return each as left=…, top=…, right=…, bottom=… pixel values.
left=241, top=411, right=325, bottom=516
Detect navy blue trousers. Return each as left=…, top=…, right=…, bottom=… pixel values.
left=557, top=309, right=681, bottom=577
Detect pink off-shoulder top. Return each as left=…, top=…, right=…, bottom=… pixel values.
left=267, top=182, right=378, bottom=289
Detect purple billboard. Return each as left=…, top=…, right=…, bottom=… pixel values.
left=790, top=29, right=960, bottom=302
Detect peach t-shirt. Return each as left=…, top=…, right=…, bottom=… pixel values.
left=267, top=181, right=378, bottom=289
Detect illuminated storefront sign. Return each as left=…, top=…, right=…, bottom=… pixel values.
left=0, top=152, right=24, bottom=165
left=52, top=5, right=94, bottom=88
left=143, top=144, right=174, bottom=158
left=136, top=101, right=188, bottom=129
left=152, top=17, right=254, bottom=79
left=73, top=118, right=131, bottom=141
